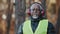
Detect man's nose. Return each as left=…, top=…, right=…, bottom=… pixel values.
left=34, top=10, right=37, bottom=13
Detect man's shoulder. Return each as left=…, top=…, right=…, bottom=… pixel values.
left=18, top=23, right=24, bottom=29
left=48, top=22, right=53, bottom=25
left=20, top=23, right=24, bottom=27
left=48, top=21, right=54, bottom=28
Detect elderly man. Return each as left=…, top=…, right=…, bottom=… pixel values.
left=17, top=2, right=55, bottom=34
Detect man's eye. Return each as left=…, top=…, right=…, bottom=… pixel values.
left=32, top=9, right=40, bottom=11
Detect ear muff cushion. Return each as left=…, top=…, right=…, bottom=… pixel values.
left=41, top=10, right=44, bottom=16
left=26, top=9, right=31, bottom=16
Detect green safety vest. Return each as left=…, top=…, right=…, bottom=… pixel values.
left=23, top=19, right=48, bottom=34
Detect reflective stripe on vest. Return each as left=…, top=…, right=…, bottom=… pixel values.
left=23, top=19, right=48, bottom=34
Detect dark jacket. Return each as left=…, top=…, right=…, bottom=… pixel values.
left=17, top=19, right=55, bottom=34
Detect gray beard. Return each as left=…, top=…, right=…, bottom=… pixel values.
left=32, top=15, right=38, bottom=19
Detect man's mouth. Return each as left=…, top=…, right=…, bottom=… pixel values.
left=32, top=15, right=38, bottom=19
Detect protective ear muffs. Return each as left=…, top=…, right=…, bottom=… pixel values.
left=41, top=10, right=44, bottom=16
left=27, top=2, right=44, bottom=16
left=27, top=9, right=31, bottom=16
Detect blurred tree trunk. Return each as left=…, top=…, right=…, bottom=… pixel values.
left=15, top=0, right=26, bottom=34
left=41, top=0, right=46, bottom=18
left=6, top=0, right=12, bottom=34
left=56, top=7, right=60, bottom=34
left=56, top=0, right=60, bottom=34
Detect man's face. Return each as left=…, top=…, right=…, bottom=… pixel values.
left=30, top=5, right=40, bottom=19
